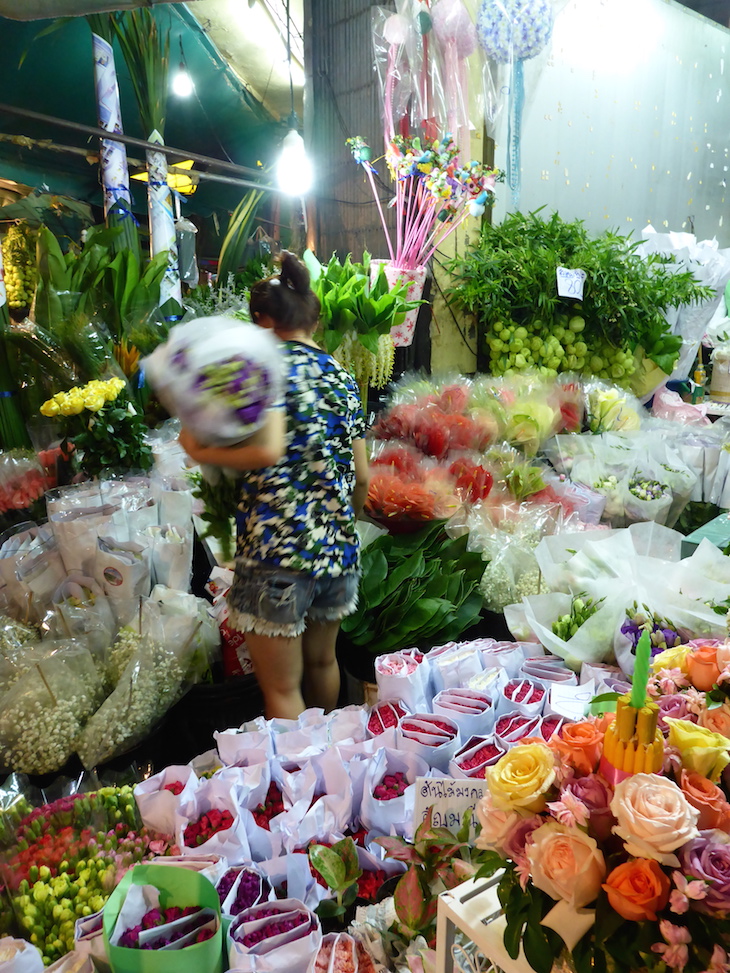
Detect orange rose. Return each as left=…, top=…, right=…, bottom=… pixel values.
left=680, top=770, right=730, bottom=832
left=549, top=720, right=605, bottom=776
left=603, top=859, right=670, bottom=921
left=686, top=643, right=721, bottom=692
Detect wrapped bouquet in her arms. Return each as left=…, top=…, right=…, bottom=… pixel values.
left=143, top=315, right=283, bottom=452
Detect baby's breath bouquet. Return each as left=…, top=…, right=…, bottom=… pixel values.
left=39, top=377, right=152, bottom=478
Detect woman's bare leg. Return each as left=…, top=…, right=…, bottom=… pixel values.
left=302, top=619, right=341, bottom=712
left=244, top=631, right=305, bottom=720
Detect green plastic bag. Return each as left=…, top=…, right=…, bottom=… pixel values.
left=103, top=863, right=223, bottom=973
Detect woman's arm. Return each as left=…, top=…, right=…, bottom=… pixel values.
left=179, top=408, right=286, bottom=471
left=351, top=438, right=370, bottom=518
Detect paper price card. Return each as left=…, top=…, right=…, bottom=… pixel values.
left=556, top=266, right=587, bottom=300
left=413, top=777, right=488, bottom=837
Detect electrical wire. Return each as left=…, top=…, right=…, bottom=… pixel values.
left=431, top=250, right=478, bottom=357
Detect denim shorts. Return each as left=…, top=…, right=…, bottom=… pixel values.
left=226, top=560, right=360, bottom=637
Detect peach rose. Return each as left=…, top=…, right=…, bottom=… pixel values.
left=611, top=773, right=700, bottom=867
left=549, top=720, right=605, bottom=776
left=525, top=822, right=606, bottom=909
left=715, top=641, right=730, bottom=673
left=698, top=702, right=730, bottom=740
left=602, top=859, right=670, bottom=921
left=679, top=770, right=730, bottom=832
left=686, top=643, right=721, bottom=692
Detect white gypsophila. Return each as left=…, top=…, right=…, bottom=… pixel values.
left=0, top=686, right=95, bottom=774
left=0, top=617, right=39, bottom=652
left=107, top=628, right=144, bottom=686
left=76, top=648, right=186, bottom=769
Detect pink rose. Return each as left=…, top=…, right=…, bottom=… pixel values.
left=698, top=702, right=730, bottom=740
left=474, top=793, right=524, bottom=855
left=657, top=694, right=698, bottom=733
left=501, top=814, right=543, bottom=862
left=562, top=774, right=615, bottom=842
left=525, top=822, right=606, bottom=909
left=714, top=641, right=730, bottom=672
left=611, top=773, right=700, bottom=867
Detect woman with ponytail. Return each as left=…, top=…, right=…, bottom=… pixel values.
left=180, top=251, right=369, bottom=719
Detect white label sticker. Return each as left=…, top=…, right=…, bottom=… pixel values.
left=557, top=266, right=587, bottom=300
left=413, top=777, right=488, bottom=836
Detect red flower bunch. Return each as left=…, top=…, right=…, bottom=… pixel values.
left=448, top=458, right=494, bottom=504
left=373, top=772, right=409, bottom=801
left=163, top=781, right=185, bottom=796
left=183, top=809, right=234, bottom=847
left=252, top=782, right=285, bottom=830
left=370, top=403, right=420, bottom=440
left=504, top=680, right=545, bottom=705
left=400, top=717, right=458, bottom=740
left=495, top=713, right=541, bottom=741
left=356, top=868, right=387, bottom=902
left=368, top=700, right=407, bottom=735
left=0, top=467, right=46, bottom=514
left=455, top=742, right=503, bottom=775
left=236, top=907, right=310, bottom=947
left=370, top=446, right=424, bottom=481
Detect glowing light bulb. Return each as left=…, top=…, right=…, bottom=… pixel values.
left=276, top=128, right=313, bottom=196
left=172, top=66, right=194, bottom=97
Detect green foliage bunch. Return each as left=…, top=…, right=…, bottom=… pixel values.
left=341, top=521, right=484, bottom=655
left=445, top=209, right=713, bottom=383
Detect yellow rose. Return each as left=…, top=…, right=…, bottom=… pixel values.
left=486, top=742, right=557, bottom=812
left=84, top=394, right=106, bottom=413
left=59, top=393, right=85, bottom=417
left=40, top=399, right=60, bottom=417
left=651, top=643, right=691, bottom=674
left=665, top=717, right=730, bottom=782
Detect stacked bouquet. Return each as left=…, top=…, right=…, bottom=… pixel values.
left=473, top=632, right=730, bottom=973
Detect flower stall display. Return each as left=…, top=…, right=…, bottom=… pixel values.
left=0, top=786, right=171, bottom=967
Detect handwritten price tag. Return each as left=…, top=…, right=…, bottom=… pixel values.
left=556, top=266, right=587, bottom=300
left=413, top=777, right=488, bottom=836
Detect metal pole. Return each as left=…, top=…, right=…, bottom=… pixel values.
left=0, top=132, right=278, bottom=194
left=0, top=101, right=271, bottom=182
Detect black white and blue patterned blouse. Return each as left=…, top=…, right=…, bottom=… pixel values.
left=234, top=340, right=366, bottom=576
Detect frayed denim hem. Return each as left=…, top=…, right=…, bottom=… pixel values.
left=308, top=595, right=359, bottom=623
left=227, top=608, right=306, bottom=639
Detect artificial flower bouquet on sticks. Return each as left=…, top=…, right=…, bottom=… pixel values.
left=470, top=638, right=730, bottom=973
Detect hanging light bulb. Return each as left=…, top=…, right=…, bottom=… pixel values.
left=172, top=37, right=194, bottom=97
left=276, top=0, right=312, bottom=196
left=276, top=113, right=313, bottom=196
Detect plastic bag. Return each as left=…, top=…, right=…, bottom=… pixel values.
left=0, top=643, right=103, bottom=774
left=144, top=525, right=193, bottom=592
left=76, top=637, right=189, bottom=770
left=309, top=933, right=379, bottom=973
left=521, top=590, right=630, bottom=670
left=94, top=535, right=152, bottom=628
left=44, top=576, right=116, bottom=672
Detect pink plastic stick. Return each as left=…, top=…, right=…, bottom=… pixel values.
left=365, top=165, right=394, bottom=261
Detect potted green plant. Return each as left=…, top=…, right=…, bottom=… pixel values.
left=303, top=250, right=423, bottom=406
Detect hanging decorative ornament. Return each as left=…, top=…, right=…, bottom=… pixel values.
left=476, top=0, right=554, bottom=209
left=431, top=0, right=478, bottom=160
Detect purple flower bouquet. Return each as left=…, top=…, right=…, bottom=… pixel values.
left=216, top=866, right=271, bottom=916
left=228, top=898, right=321, bottom=973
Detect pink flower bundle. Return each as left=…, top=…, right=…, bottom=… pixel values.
left=229, top=898, right=321, bottom=965
left=373, top=771, right=409, bottom=801
left=367, top=700, right=408, bottom=736
left=314, top=932, right=379, bottom=973
left=399, top=716, right=458, bottom=741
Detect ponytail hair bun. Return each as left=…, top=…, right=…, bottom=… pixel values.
left=250, top=250, right=320, bottom=333
left=278, top=250, right=311, bottom=296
